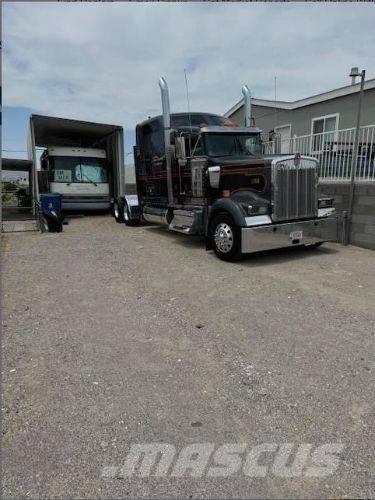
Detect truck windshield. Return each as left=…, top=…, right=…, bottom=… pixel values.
left=204, top=133, right=262, bottom=157
left=49, top=157, right=108, bottom=183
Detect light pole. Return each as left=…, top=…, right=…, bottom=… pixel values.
left=345, top=67, right=366, bottom=245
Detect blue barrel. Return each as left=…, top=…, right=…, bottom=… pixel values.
left=40, top=193, right=62, bottom=217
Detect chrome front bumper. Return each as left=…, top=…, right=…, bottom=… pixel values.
left=241, top=215, right=338, bottom=254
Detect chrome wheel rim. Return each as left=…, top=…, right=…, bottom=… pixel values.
left=214, top=222, right=234, bottom=253
left=114, top=204, right=119, bottom=219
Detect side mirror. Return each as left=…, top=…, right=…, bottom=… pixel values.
left=208, top=166, right=221, bottom=189
left=175, top=136, right=187, bottom=166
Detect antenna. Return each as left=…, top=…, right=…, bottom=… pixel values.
left=184, top=68, right=193, bottom=132
left=274, top=75, right=277, bottom=130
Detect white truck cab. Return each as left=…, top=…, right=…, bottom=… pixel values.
left=40, top=147, right=110, bottom=211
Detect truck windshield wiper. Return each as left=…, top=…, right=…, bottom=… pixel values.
left=80, top=172, right=98, bottom=186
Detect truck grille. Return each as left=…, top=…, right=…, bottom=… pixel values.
left=271, top=157, right=318, bottom=221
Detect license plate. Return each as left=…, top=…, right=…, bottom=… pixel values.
left=290, top=230, right=303, bottom=240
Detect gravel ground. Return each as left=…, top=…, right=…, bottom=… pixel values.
left=2, top=215, right=374, bottom=499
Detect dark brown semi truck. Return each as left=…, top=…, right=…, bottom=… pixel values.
left=113, top=78, right=337, bottom=261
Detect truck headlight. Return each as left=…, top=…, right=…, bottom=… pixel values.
left=247, top=204, right=268, bottom=215
left=318, top=197, right=334, bottom=209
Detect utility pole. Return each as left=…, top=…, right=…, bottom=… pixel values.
left=345, top=68, right=366, bottom=245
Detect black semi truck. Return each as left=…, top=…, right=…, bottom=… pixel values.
left=113, top=78, right=337, bottom=261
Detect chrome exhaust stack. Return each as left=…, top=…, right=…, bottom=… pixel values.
left=159, top=77, right=174, bottom=204
left=242, top=85, right=251, bottom=127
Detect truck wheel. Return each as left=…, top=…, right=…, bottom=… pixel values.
left=41, top=216, right=49, bottom=233
left=114, top=199, right=125, bottom=223
left=123, top=201, right=140, bottom=226
left=110, top=201, right=116, bottom=217
left=209, top=213, right=242, bottom=261
left=49, top=220, right=63, bottom=233
left=41, top=216, right=63, bottom=233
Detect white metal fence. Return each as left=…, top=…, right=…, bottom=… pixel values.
left=263, top=124, right=375, bottom=181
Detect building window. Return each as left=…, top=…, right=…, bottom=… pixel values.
left=311, top=114, right=339, bottom=152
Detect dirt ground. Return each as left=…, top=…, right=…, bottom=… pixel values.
left=2, top=215, right=374, bottom=498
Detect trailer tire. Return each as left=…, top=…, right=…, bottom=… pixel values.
left=110, top=201, right=115, bottom=217
left=49, top=220, right=63, bottom=233
left=41, top=216, right=49, bottom=233
left=123, top=201, right=140, bottom=226
left=209, top=213, right=242, bottom=262
left=41, top=216, right=63, bottom=233
left=114, top=199, right=125, bottom=223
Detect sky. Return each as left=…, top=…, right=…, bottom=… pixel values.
left=3, top=1, right=374, bottom=160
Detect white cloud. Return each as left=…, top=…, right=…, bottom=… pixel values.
left=4, top=2, right=375, bottom=132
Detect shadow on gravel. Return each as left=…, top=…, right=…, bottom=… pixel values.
left=238, top=244, right=339, bottom=267
left=142, top=225, right=340, bottom=265
left=63, top=211, right=112, bottom=220
left=144, top=225, right=205, bottom=248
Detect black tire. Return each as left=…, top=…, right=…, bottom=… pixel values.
left=110, top=201, right=116, bottom=217
left=49, top=220, right=63, bottom=233
left=41, top=216, right=49, bottom=233
left=209, top=213, right=242, bottom=261
left=41, top=217, right=63, bottom=233
left=114, top=199, right=125, bottom=223
left=123, top=201, right=140, bottom=226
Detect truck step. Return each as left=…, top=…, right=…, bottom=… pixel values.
left=169, top=224, right=192, bottom=234
left=169, top=209, right=203, bottom=235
